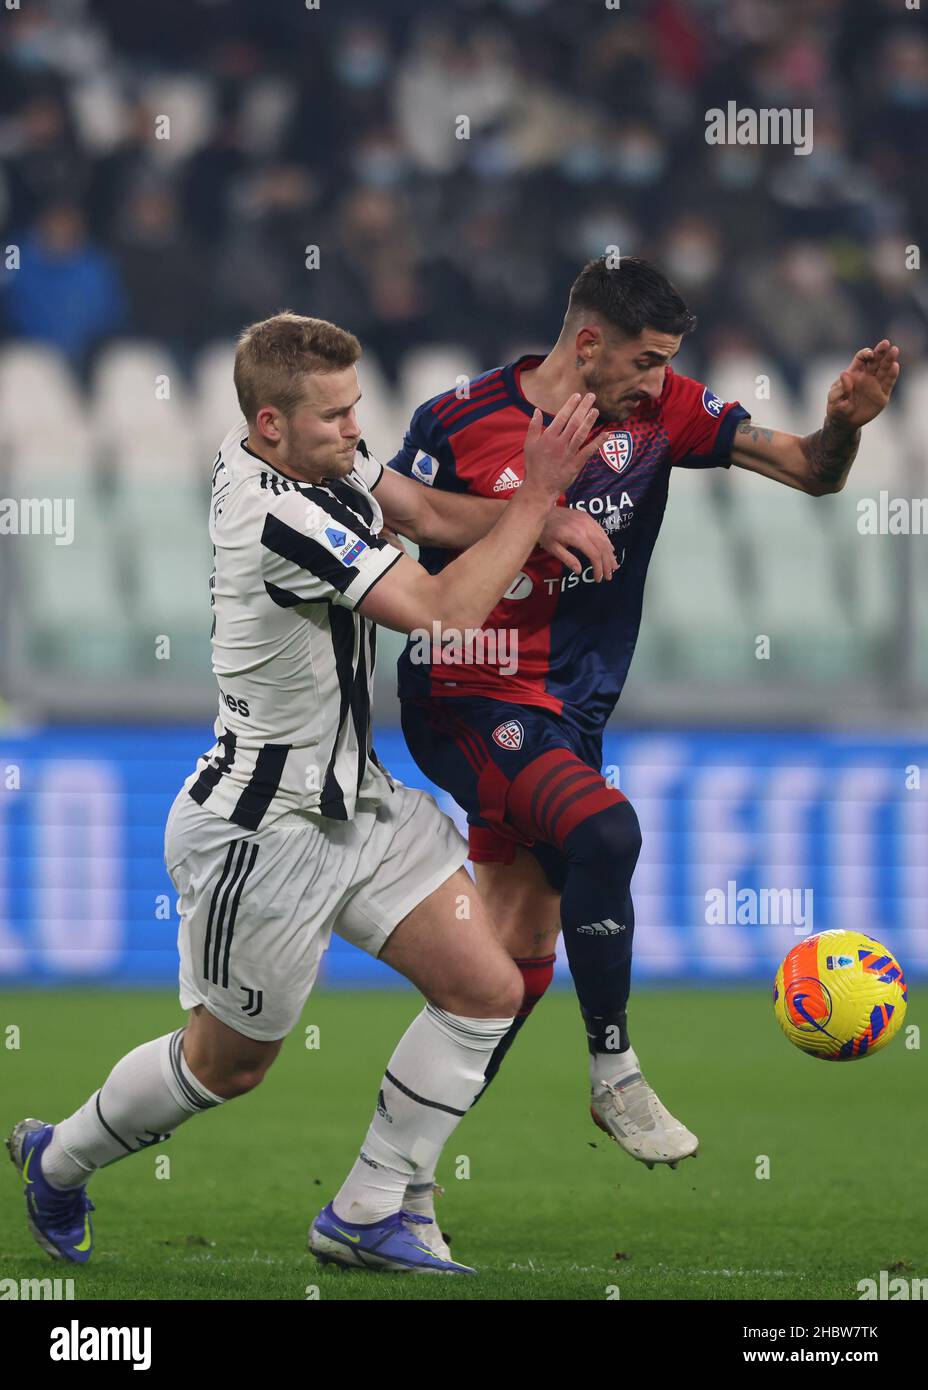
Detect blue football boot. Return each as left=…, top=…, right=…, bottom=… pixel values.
left=308, top=1202, right=475, bottom=1274
left=6, top=1119, right=95, bottom=1263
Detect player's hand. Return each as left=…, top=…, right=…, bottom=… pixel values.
left=539, top=505, right=618, bottom=581
left=825, top=340, right=901, bottom=431
left=521, top=393, right=602, bottom=499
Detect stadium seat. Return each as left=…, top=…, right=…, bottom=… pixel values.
left=901, top=362, right=928, bottom=491
left=724, top=465, right=860, bottom=678
left=7, top=434, right=98, bottom=501
left=193, top=341, right=241, bottom=460
left=91, top=342, right=194, bottom=470
left=644, top=468, right=756, bottom=681
left=0, top=346, right=88, bottom=449
left=397, top=345, right=482, bottom=437
left=707, top=353, right=800, bottom=435
left=69, top=73, right=128, bottom=154
left=109, top=459, right=207, bottom=551
left=821, top=481, right=900, bottom=666
left=125, top=487, right=213, bottom=674
left=907, top=508, right=928, bottom=686
left=135, top=75, right=215, bottom=162
left=7, top=451, right=132, bottom=676
left=356, top=353, right=407, bottom=461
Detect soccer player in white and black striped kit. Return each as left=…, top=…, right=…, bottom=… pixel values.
left=7, top=313, right=613, bottom=1274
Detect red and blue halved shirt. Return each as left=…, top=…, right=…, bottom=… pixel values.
left=388, top=353, right=749, bottom=734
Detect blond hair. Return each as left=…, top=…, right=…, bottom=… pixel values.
left=233, top=311, right=362, bottom=423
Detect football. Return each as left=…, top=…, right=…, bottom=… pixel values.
left=773, top=930, right=908, bottom=1060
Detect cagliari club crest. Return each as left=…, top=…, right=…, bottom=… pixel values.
left=492, top=720, right=524, bottom=751
left=599, top=430, right=633, bottom=474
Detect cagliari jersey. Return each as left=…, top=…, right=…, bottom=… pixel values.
left=182, top=419, right=403, bottom=827
left=389, top=354, right=750, bottom=734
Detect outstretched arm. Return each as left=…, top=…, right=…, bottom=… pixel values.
left=373, top=450, right=617, bottom=579
left=730, top=340, right=901, bottom=496
left=360, top=395, right=604, bottom=633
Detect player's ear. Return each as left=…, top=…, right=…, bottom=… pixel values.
left=573, top=324, right=599, bottom=361
left=255, top=406, right=283, bottom=443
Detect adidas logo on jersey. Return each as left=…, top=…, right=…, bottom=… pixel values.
left=493, top=467, right=522, bottom=492
left=577, top=918, right=626, bottom=934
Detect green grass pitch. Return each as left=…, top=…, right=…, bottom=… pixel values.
left=1, top=986, right=924, bottom=1301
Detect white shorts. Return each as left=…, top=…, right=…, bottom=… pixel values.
left=164, top=783, right=468, bottom=1041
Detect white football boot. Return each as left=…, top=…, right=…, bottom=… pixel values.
left=590, top=1070, right=699, bottom=1168
left=401, top=1181, right=453, bottom=1260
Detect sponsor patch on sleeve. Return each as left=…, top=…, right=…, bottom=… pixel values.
left=320, top=524, right=368, bottom=567
left=411, top=453, right=438, bottom=486
left=701, top=387, right=724, bottom=418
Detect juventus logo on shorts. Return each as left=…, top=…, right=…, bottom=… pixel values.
left=240, top=986, right=264, bottom=1017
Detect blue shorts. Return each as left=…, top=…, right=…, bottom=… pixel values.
left=400, top=696, right=623, bottom=893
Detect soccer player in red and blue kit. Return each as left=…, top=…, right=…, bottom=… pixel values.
left=381, top=256, right=900, bottom=1252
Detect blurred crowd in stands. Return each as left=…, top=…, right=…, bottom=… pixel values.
left=0, top=0, right=926, bottom=389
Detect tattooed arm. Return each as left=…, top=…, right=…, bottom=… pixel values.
left=730, top=340, right=901, bottom=496
left=730, top=417, right=861, bottom=496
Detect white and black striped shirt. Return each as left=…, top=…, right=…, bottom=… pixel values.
left=182, top=419, right=403, bottom=828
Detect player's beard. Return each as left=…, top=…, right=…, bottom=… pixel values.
left=331, top=442, right=360, bottom=474
left=585, top=365, right=638, bottom=422
left=303, top=441, right=358, bottom=483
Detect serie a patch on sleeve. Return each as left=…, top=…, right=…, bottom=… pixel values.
left=411, top=452, right=438, bottom=485
left=320, top=524, right=369, bottom=567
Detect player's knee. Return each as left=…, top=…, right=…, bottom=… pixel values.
left=188, top=1038, right=281, bottom=1099
left=209, top=1057, right=275, bottom=1098
left=497, top=975, right=526, bottom=1019
left=236, top=1058, right=276, bottom=1091
left=439, top=959, right=523, bottom=1020
left=473, top=961, right=524, bottom=1019
left=563, top=798, right=642, bottom=870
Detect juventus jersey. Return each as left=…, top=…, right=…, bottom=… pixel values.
left=182, top=419, right=403, bottom=827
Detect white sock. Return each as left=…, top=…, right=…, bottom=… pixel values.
left=332, top=1004, right=513, bottom=1224
left=404, top=1148, right=440, bottom=1217
left=42, top=1028, right=225, bottom=1190
left=590, top=1043, right=641, bottom=1089
left=403, top=1177, right=441, bottom=1220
